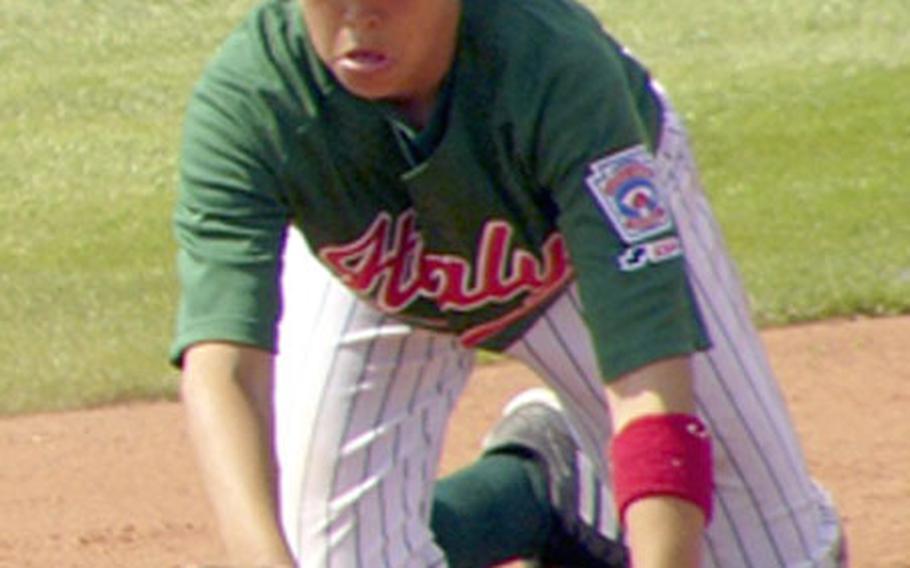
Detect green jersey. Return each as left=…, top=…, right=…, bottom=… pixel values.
left=172, top=0, right=708, bottom=379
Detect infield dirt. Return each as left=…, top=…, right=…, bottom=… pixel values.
left=1, top=316, right=908, bottom=567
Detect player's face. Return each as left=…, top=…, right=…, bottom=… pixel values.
left=301, top=0, right=460, bottom=121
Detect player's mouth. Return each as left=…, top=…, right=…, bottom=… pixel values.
left=336, top=49, right=392, bottom=74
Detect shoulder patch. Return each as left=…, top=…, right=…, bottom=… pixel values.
left=585, top=145, right=673, bottom=243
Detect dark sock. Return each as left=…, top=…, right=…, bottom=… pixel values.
left=430, top=452, right=551, bottom=568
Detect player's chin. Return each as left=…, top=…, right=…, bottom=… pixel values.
left=333, top=70, right=402, bottom=102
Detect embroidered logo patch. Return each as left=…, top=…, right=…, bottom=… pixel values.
left=585, top=145, right=672, bottom=243
left=617, top=236, right=684, bottom=272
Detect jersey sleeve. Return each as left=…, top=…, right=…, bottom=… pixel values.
left=170, top=66, right=290, bottom=367
left=535, top=46, right=710, bottom=381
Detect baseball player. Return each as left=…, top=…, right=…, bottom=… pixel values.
left=172, top=0, right=848, bottom=565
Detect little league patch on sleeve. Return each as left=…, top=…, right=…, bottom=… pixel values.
left=585, top=145, right=673, bottom=243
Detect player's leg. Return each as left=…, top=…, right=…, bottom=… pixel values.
left=430, top=444, right=555, bottom=567
left=429, top=331, right=628, bottom=568
left=653, top=88, right=845, bottom=567
left=506, top=279, right=845, bottom=567
left=274, top=226, right=476, bottom=567
left=503, top=89, right=845, bottom=567
left=275, top=227, right=602, bottom=568
left=504, top=285, right=622, bottom=559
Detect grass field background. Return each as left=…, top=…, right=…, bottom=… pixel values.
left=1, top=0, right=908, bottom=415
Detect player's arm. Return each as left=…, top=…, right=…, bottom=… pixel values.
left=604, top=355, right=708, bottom=568
left=529, top=36, right=713, bottom=566
left=537, top=84, right=712, bottom=567
left=171, top=38, right=297, bottom=564
left=181, top=341, right=294, bottom=566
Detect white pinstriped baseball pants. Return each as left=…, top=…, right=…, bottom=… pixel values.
left=273, top=98, right=845, bottom=567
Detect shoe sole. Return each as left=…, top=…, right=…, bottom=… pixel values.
left=483, top=387, right=568, bottom=452
left=497, top=388, right=587, bottom=450
left=501, top=387, right=563, bottom=416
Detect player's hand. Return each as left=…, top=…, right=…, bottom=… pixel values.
left=181, top=344, right=293, bottom=568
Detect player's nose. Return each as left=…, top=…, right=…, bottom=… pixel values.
left=340, top=0, right=382, bottom=30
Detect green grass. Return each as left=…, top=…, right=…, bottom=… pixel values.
left=593, top=0, right=910, bottom=324
left=0, top=0, right=261, bottom=413
left=1, top=0, right=909, bottom=414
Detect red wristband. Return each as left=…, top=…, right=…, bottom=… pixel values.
left=610, top=413, right=714, bottom=526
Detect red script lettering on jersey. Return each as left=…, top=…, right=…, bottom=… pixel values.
left=319, top=210, right=572, bottom=321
